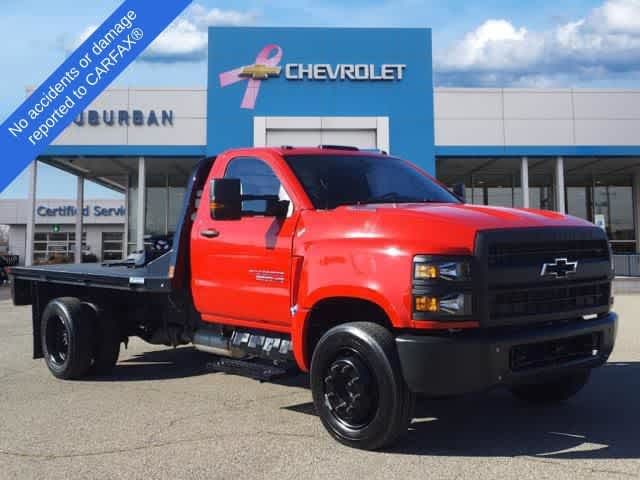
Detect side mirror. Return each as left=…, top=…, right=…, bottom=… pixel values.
left=266, top=198, right=290, bottom=219
left=210, top=178, right=242, bottom=220
left=452, top=183, right=466, bottom=202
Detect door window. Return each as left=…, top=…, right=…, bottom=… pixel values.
left=224, top=157, right=291, bottom=216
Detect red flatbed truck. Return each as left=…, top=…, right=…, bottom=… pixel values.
left=10, top=146, right=617, bottom=450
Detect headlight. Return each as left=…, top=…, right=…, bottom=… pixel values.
left=413, top=256, right=471, bottom=282
left=412, top=255, right=473, bottom=319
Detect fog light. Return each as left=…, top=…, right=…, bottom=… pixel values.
left=414, top=293, right=470, bottom=316
left=415, top=295, right=439, bottom=312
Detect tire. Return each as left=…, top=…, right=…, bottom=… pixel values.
left=41, top=297, right=94, bottom=380
left=310, top=322, right=414, bottom=450
left=510, top=370, right=591, bottom=404
left=85, top=303, right=120, bottom=376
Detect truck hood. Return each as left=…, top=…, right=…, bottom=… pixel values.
left=303, top=203, right=597, bottom=255
left=350, top=202, right=591, bottom=229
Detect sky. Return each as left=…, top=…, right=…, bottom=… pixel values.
left=1, top=0, right=640, bottom=199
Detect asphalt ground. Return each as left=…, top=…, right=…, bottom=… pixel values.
left=1, top=285, right=639, bottom=479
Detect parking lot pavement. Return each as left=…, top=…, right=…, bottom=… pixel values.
left=0, top=285, right=10, bottom=302
left=0, top=291, right=639, bottom=480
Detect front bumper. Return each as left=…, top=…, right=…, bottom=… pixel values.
left=396, top=312, right=617, bottom=396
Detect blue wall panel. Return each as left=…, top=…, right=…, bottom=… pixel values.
left=207, top=27, right=435, bottom=172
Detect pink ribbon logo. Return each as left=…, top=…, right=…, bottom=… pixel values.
left=219, top=44, right=283, bottom=110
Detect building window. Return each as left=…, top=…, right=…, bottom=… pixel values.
left=127, top=177, right=138, bottom=255
left=146, top=174, right=169, bottom=236
left=33, top=231, right=86, bottom=264
left=564, top=157, right=636, bottom=254
left=168, top=184, right=186, bottom=233
left=435, top=157, right=524, bottom=208
left=437, top=156, right=637, bottom=254
left=101, top=232, right=124, bottom=261
left=126, top=161, right=199, bottom=254
left=594, top=186, right=635, bottom=253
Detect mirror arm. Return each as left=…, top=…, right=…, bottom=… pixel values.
left=452, top=183, right=466, bottom=203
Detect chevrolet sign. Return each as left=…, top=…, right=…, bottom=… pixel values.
left=285, top=63, right=406, bottom=81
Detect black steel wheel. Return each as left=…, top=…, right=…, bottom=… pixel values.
left=41, top=297, right=94, bottom=379
left=311, top=322, right=414, bottom=450
left=45, top=314, right=69, bottom=365
left=510, top=370, right=591, bottom=404
left=323, top=350, right=378, bottom=429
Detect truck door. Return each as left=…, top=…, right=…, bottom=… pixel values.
left=192, top=155, right=298, bottom=331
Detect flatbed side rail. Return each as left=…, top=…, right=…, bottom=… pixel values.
left=168, top=156, right=215, bottom=291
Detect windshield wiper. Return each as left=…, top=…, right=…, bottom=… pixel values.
left=336, top=194, right=448, bottom=207
left=365, top=193, right=438, bottom=204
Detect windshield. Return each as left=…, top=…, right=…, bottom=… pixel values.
left=284, top=154, right=461, bottom=209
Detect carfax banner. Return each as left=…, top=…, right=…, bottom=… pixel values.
left=0, top=0, right=192, bottom=193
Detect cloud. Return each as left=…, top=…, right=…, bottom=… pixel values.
left=435, top=0, right=640, bottom=87
left=69, top=3, right=258, bottom=63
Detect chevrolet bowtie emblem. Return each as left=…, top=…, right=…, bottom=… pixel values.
left=239, top=64, right=281, bottom=80
left=540, top=258, right=578, bottom=278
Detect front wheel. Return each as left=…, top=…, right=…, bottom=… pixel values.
left=510, top=370, right=591, bottom=404
left=310, top=322, right=414, bottom=450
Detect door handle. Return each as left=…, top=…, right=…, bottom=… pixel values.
left=200, top=229, right=220, bottom=239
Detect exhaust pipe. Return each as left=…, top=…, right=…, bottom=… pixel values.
left=193, top=330, right=245, bottom=358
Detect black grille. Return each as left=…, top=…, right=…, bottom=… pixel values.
left=488, top=239, right=608, bottom=267
left=490, top=281, right=610, bottom=319
left=477, top=228, right=613, bottom=327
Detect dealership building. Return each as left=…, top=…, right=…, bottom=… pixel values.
left=0, top=198, right=125, bottom=263
left=6, top=26, right=640, bottom=266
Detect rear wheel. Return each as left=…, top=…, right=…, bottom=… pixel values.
left=310, top=322, right=414, bottom=450
left=41, top=297, right=94, bottom=379
left=510, top=370, right=591, bottom=404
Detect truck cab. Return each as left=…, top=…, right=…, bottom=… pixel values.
left=10, top=146, right=617, bottom=450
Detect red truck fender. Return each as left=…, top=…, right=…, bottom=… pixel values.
left=290, top=286, right=400, bottom=372
left=290, top=246, right=405, bottom=371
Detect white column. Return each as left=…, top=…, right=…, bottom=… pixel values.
left=25, top=161, right=38, bottom=267
left=75, top=176, right=84, bottom=264
left=253, top=117, right=267, bottom=147
left=136, top=156, right=146, bottom=252
left=123, top=175, right=130, bottom=259
left=376, top=116, right=390, bottom=153
left=633, top=169, right=640, bottom=254
left=555, top=156, right=566, bottom=214
left=521, top=156, right=530, bottom=208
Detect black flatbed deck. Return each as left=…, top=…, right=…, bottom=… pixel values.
left=10, top=253, right=173, bottom=293
left=9, top=157, right=214, bottom=297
